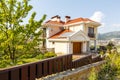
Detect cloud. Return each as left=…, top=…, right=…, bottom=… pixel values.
left=90, top=11, right=105, bottom=27
left=112, top=24, right=120, bottom=27
left=90, top=11, right=105, bottom=22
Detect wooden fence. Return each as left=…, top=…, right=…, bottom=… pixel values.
left=0, top=54, right=102, bottom=80
left=72, top=54, right=92, bottom=68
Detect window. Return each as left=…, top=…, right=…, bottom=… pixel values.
left=52, top=42, right=55, bottom=44
left=88, top=27, right=94, bottom=34
left=88, top=27, right=95, bottom=38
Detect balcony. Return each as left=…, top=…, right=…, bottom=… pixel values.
left=88, top=33, right=95, bottom=38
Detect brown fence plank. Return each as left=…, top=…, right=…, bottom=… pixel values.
left=29, top=64, right=36, bottom=80
left=0, top=71, right=9, bottom=80
left=63, top=56, right=67, bottom=70
left=92, top=55, right=102, bottom=63
left=43, top=61, right=48, bottom=76
left=57, top=58, right=61, bottom=72
left=48, top=59, right=53, bottom=74
left=11, top=68, right=20, bottom=80
left=36, top=62, right=43, bottom=78
left=21, top=66, right=29, bottom=80
left=53, top=58, right=57, bottom=73
left=72, top=55, right=92, bottom=68
left=62, top=56, right=65, bottom=71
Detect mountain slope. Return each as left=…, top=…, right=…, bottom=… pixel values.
left=98, top=31, right=120, bottom=40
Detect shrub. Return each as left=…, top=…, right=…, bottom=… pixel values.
left=44, top=52, right=57, bottom=58
left=90, top=45, right=95, bottom=50
left=88, top=53, right=120, bottom=80
left=21, top=58, right=38, bottom=63
left=0, top=59, right=12, bottom=68
left=36, top=54, right=44, bottom=59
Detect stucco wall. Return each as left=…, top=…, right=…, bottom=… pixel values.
left=69, top=23, right=98, bottom=40
left=69, top=24, right=84, bottom=32
left=46, top=26, right=63, bottom=48
left=54, top=42, right=70, bottom=54
left=47, top=41, right=73, bottom=54
left=82, top=42, right=87, bottom=52
left=47, top=41, right=55, bottom=48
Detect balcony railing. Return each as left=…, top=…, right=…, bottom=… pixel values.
left=88, top=33, right=95, bottom=38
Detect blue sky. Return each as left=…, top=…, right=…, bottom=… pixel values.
left=28, top=0, right=120, bottom=33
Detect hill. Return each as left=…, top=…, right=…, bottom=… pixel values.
left=98, top=31, right=120, bottom=40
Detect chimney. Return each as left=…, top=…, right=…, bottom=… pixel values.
left=65, top=16, right=71, bottom=23
left=51, top=15, right=61, bottom=22
left=57, top=16, right=61, bottom=22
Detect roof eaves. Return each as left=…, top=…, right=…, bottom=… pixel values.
left=48, top=38, right=69, bottom=42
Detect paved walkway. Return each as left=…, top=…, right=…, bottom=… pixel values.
left=72, top=53, right=98, bottom=60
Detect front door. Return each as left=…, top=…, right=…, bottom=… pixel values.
left=73, top=42, right=82, bottom=54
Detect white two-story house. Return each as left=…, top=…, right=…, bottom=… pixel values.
left=43, top=15, right=101, bottom=55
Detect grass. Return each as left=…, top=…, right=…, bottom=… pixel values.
left=0, top=52, right=57, bottom=68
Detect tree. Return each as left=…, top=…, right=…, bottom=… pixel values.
left=0, top=0, right=46, bottom=63
left=107, top=41, right=115, bottom=53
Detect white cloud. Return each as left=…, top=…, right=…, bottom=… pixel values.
left=112, top=24, right=120, bottom=27
left=90, top=11, right=105, bottom=27
left=90, top=11, right=105, bottom=22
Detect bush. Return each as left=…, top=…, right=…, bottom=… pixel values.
left=0, top=59, right=13, bottom=68
left=90, top=46, right=95, bottom=50
left=21, top=58, right=38, bottom=63
left=36, top=54, right=44, bottom=59
left=88, top=53, right=120, bottom=80
left=97, top=46, right=107, bottom=54
left=44, top=52, right=57, bottom=58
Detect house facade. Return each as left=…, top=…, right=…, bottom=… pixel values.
left=43, top=15, right=101, bottom=55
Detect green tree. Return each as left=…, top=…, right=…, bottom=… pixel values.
left=107, top=41, right=115, bottom=53
left=0, top=0, right=46, bottom=63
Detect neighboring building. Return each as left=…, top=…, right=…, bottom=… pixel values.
left=97, top=40, right=110, bottom=46
left=43, top=15, right=101, bottom=55
left=111, top=38, right=120, bottom=45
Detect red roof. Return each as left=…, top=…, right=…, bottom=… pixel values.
left=65, top=18, right=95, bottom=25
left=45, top=20, right=65, bottom=25
left=50, top=29, right=73, bottom=39
left=45, top=17, right=96, bottom=25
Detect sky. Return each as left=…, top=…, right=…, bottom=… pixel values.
left=28, top=0, right=120, bottom=33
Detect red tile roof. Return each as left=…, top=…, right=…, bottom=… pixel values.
left=65, top=18, right=95, bottom=25
left=50, top=29, right=73, bottom=39
left=45, top=17, right=96, bottom=25
left=45, top=20, right=65, bottom=25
